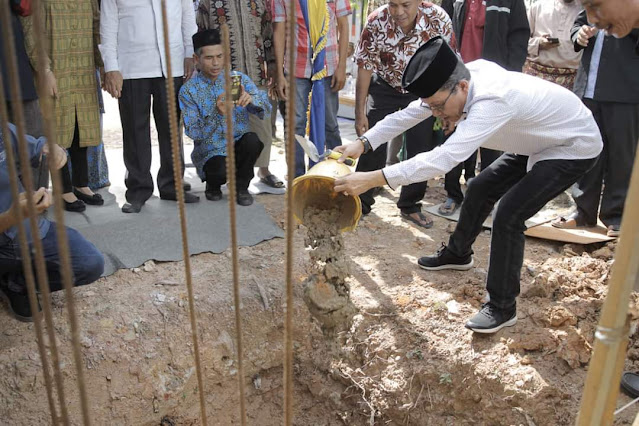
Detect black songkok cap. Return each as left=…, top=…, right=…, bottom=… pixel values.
left=401, top=36, right=460, bottom=98
left=193, top=29, right=222, bottom=51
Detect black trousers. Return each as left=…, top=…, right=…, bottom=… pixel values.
left=356, top=75, right=437, bottom=215
left=444, top=151, right=477, bottom=203
left=574, top=99, right=639, bottom=227
left=61, top=119, right=88, bottom=193
left=204, top=132, right=264, bottom=191
left=119, top=77, right=185, bottom=204
left=478, top=147, right=502, bottom=171
left=447, top=153, right=596, bottom=310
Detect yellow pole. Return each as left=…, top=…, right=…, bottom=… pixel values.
left=577, top=148, right=639, bottom=424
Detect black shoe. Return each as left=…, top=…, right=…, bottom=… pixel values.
left=160, top=191, right=200, bottom=203
left=236, top=190, right=253, bottom=206
left=417, top=243, right=473, bottom=271
left=73, top=189, right=104, bottom=206
left=0, top=286, right=40, bottom=322
left=465, top=302, right=517, bottom=334
left=205, top=188, right=223, bottom=201
left=183, top=182, right=192, bottom=192
left=122, top=202, right=143, bottom=213
left=621, top=372, right=639, bottom=398
left=64, top=199, right=86, bottom=212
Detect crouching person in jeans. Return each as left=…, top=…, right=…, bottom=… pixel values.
left=0, top=124, right=104, bottom=322
left=179, top=29, right=269, bottom=206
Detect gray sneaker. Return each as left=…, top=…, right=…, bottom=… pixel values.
left=465, top=302, right=516, bottom=334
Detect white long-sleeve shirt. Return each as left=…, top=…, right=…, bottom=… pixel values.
left=365, top=60, right=603, bottom=190
left=526, top=0, right=583, bottom=69
left=100, top=0, right=197, bottom=79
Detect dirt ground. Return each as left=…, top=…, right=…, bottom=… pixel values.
left=1, top=133, right=638, bottom=424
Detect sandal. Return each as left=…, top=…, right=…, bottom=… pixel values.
left=260, top=174, right=285, bottom=188
left=401, top=211, right=434, bottom=229
left=551, top=212, right=592, bottom=229
left=438, top=198, right=460, bottom=216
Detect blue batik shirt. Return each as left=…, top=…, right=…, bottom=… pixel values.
left=0, top=123, right=50, bottom=246
left=179, top=71, right=271, bottom=180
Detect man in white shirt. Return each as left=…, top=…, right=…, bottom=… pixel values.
left=100, top=0, right=200, bottom=213
left=524, top=0, right=583, bottom=89
left=334, top=37, right=602, bottom=334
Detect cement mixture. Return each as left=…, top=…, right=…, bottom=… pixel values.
left=301, top=206, right=357, bottom=335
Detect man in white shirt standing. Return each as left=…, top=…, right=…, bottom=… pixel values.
left=524, top=0, right=583, bottom=89
left=334, top=37, right=602, bottom=334
left=101, top=0, right=200, bottom=213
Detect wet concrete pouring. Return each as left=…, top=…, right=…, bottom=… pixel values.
left=302, top=206, right=357, bottom=336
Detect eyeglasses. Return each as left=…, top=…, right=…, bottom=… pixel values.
left=421, top=83, right=458, bottom=114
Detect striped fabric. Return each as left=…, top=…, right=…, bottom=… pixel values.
left=22, top=0, right=102, bottom=148
left=272, top=0, right=351, bottom=79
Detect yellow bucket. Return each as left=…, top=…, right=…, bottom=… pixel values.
left=291, top=152, right=362, bottom=232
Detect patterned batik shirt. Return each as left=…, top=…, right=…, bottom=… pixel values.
left=196, top=0, right=275, bottom=88
left=355, top=1, right=457, bottom=93
left=272, top=0, right=352, bottom=79
left=179, top=71, right=271, bottom=180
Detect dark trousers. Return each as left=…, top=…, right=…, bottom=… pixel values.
left=203, top=132, right=264, bottom=191
left=0, top=225, right=104, bottom=293
left=479, top=147, right=502, bottom=171
left=444, top=147, right=478, bottom=204
left=357, top=75, right=438, bottom=215
left=574, top=99, right=639, bottom=227
left=447, top=153, right=596, bottom=309
left=119, top=77, right=185, bottom=204
left=61, top=119, right=89, bottom=193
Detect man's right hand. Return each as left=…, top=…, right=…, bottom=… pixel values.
left=539, top=34, right=559, bottom=50
left=275, top=72, right=288, bottom=100
left=104, top=71, right=123, bottom=98
left=576, top=25, right=598, bottom=47
left=19, top=187, right=52, bottom=217
left=44, top=69, right=58, bottom=98
left=355, top=114, right=368, bottom=137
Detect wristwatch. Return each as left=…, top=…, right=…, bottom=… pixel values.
left=358, top=136, right=372, bottom=154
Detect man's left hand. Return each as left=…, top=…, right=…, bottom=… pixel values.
left=184, top=58, right=195, bottom=81
left=334, top=170, right=386, bottom=197
left=331, top=64, right=346, bottom=92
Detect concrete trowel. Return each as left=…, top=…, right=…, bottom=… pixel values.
left=294, top=135, right=356, bottom=166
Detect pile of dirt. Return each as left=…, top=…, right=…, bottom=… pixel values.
left=1, top=171, right=637, bottom=425
left=301, top=206, right=357, bottom=336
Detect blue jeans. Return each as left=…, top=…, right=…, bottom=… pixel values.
left=0, top=224, right=104, bottom=293
left=294, top=76, right=341, bottom=177
left=447, top=154, right=597, bottom=309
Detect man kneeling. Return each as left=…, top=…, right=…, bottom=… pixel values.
left=334, top=37, right=602, bottom=334
left=179, top=29, right=270, bottom=206
left=0, top=124, right=104, bottom=322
